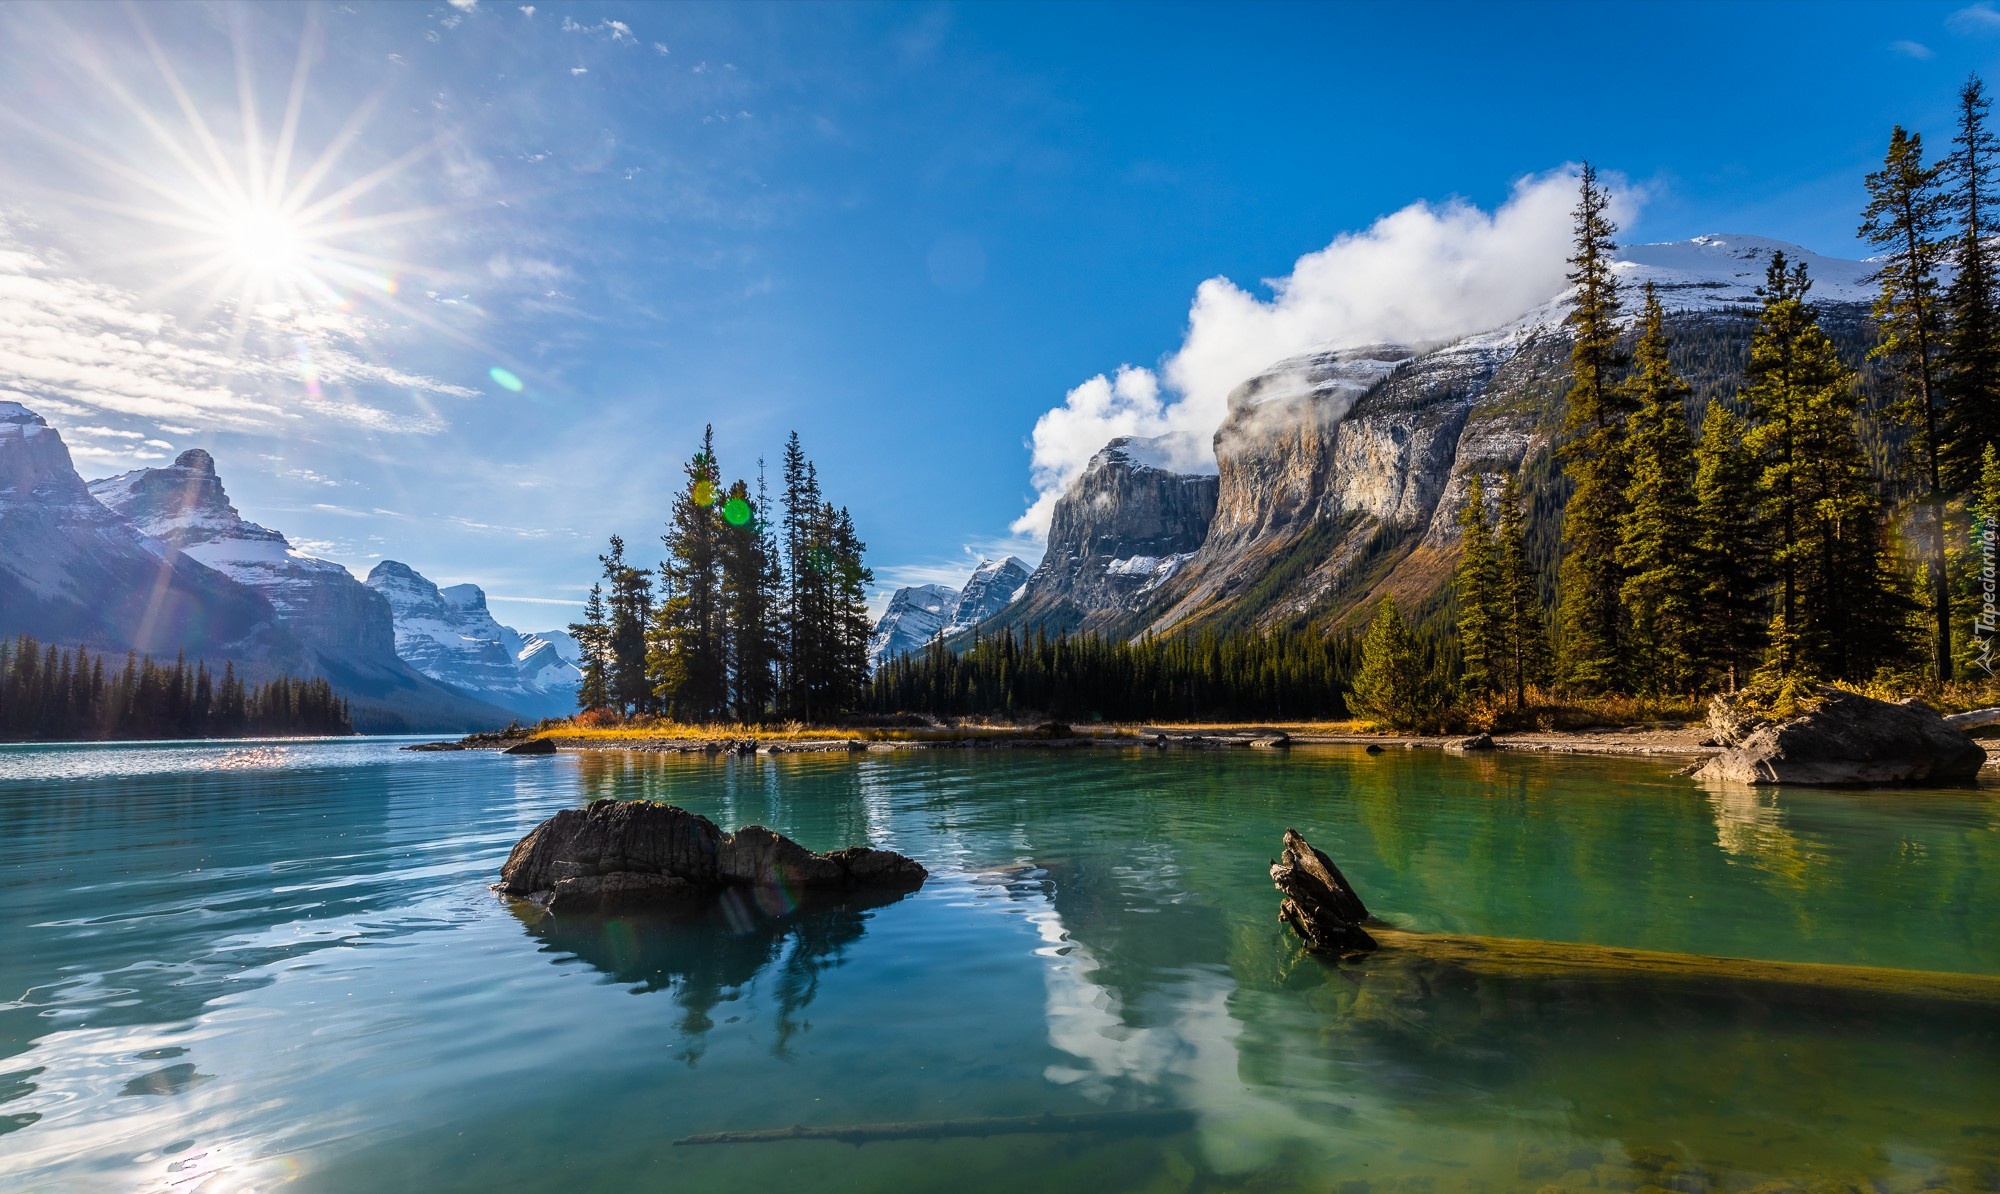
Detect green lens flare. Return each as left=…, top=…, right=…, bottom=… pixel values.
left=489, top=366, right=523, bottom=392
left=722, top=497, right=753, bottom=526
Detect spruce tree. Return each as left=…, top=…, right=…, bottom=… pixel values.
left=1555, top=163, right=1633, bottom=692
left=779, top=433, right=824, bottom=720
left=1494, top=474, right=1550, bottom=708
left=1946, top=76, right=2000, bottom=488
left=1742, top=254, right=1912, bottom=681
left=1861, top=124, right=1954, bottom=682
left=719, top=474, right=779, bottom=721
left=569, top=583, right=611, bottom=712
left=1454, top=474, right=1501, bottom=696
left=1690, top=401, right=1766, bottom=691
left=1348, top=599, right=1447, bottom=731
left=1617, top=285, right=1704, bottom=695
left=598, top=535, right=655, bottom=716
left=651, top=428, right=729, bottom=720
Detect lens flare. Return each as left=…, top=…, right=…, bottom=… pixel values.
left=489, top=366, right=523, bottom=392
left=692, top=479, right=717, bottom=507
left=722, top=497, right=752, bottom=526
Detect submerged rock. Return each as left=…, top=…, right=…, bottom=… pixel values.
left=1696, top=687, right=1986, bottom=787
left=498, top=799, right=927, bottom=913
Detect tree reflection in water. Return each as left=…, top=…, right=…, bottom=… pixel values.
left=509, top=887, right=912, bottom=1062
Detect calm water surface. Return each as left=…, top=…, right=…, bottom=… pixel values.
left=2, top=739, right=1998, bottom=1192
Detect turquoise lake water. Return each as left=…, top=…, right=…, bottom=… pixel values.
left=2, top=739, right=1998, bottom=1192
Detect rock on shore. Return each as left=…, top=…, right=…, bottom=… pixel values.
left=1696, top=687, right=1986, bottom=787
left=498, top=798, right=927, bottom=913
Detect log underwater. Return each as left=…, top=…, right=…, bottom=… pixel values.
left=1272, top=828, right=2000, bottom=1008
left=671, top=1108, right=1197, bottom=1148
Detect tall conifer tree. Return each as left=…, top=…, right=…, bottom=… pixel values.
left=652, top=428, right=729, bottom=720
left=1743, top=255, right=1911, bottom=681
left=1947, top=76, right=2000, bottom=488
left=569, top=583, right=611, bottom=712
left=1862, top=125, right=1954, bottom=681
left=598, top=535, right=655, bottom=715
left=1690, top=402, right=1766, bottom=690
left=1454, top=474, right=1501, bottom=696
left=1617, top=285, right=1704, bottom=695
left=1494, top=475, right=1550, bottom=707
left=1555, top=163, right=1632, bottom=692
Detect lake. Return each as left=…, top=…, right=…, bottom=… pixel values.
left=2, top=740, right=1997, bottom=1192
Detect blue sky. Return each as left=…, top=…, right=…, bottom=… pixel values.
left=0, top=0, right=1994, bottom=622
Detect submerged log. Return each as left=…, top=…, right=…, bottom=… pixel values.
left=1365, top=926, right=2000, bottom=1007
left=1271, top=828, right=1376, bottom=955
left=672, top=1108, right=1195, bottom=1147
left=1273, top=828, right=2000, bottom=1007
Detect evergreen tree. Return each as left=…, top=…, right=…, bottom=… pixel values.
left=1617, top=285, right=1704, bottom=695
left=1862, top=124, right=1954, bottom=681
left=720, top=473, right=780, bottom=721
left=598, top=535, right=655, bottom=715
left=1493, top=474, right=1550, bottom=707
left=1454, top=474, right=1501, bottom=696
left=779, top=433, right=824, bottom=719
left=1348, top=599, right=1449, bottom=732
left=569, top=583, right=611, bottom=713
left=1555, top=163, right=1633, bottom=692
left=1742, top=254, right=1912, bottom=681
left=651, top=428, right=729, bottom=720
left=1946, top=76, right=2000, bottom=489
left=1690, top=401, right=1766, bottom=690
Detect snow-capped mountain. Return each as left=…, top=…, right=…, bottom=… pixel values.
left=869, top=558, right=1033, bottom=668
left=940, top=557, right=1031, bottom=639
left=0, top=402, right=288, bottom=662
left=1000, top=235, right=1880, bottom=641
left=90, top=450, right=398, bottom=659
left=0, top=406, right=519, bottom=732
left=867, top=584, right=958, bottom=669
left=367, top=561, right=581, bottom=719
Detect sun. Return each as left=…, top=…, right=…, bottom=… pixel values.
left=223, top=204, right=309, bottom=278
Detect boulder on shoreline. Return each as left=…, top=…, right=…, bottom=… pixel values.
left=1695, top=687, right=1986, bottom=787
left=498, top=798, right=928, bottom=913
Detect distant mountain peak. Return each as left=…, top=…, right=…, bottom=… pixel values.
left=174, top=448, right=216, bottom=475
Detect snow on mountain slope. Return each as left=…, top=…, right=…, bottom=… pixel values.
left=868, top=583, right=958, bottom=669
left=940, top=556, right=1031, bottom=638
left=367, top=561, right=581, bottom=718
left=90, top=450, right=398, bottom=658
left=0, top=402, right=291, bottom=660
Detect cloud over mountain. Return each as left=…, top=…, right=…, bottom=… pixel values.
left=1014, top=168, right=1640, bottom=537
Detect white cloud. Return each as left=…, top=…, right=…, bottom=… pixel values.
left=560, top=16, right=635, bottom=44
left=1011, top=167, right=1635, bottom=537
left=0, top=225, right=471, bottom=438
left=519, top=5, right=534, bottom=15
left=653, top=42, right=670, bottom=55
left=1949, top=3, right=2000, bottom=34
left=1891, top=39, right=1936, bottom=58
left=448, top=0, right=478, bottom=10
left=570, top=66, right=589, bottom=76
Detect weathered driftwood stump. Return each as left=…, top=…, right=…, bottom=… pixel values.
left=1271, top=828, right=1376, bottom=955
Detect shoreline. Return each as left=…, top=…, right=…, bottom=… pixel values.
left=418, top=721, right=1731, bottom=760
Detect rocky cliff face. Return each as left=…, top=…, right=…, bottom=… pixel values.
left=941, top=557, right=1030, bottom=637
left=0, top=403, right=290, bottom=661
left=1006, top=236, right=1876, bottom=641
left=368, top=561, right=581, bottom=718
left=868, top=584, right=957, bottom=668
left=90, top=451, right=399, bottom=659
left=989, top=436, right=1219, bottom=636
left=0, top=404, right=518, bottom=732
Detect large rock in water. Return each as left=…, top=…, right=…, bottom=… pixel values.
left=1696, top=688, right=1987, bottom=787
left=498, top=799, right=928, bottom=912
